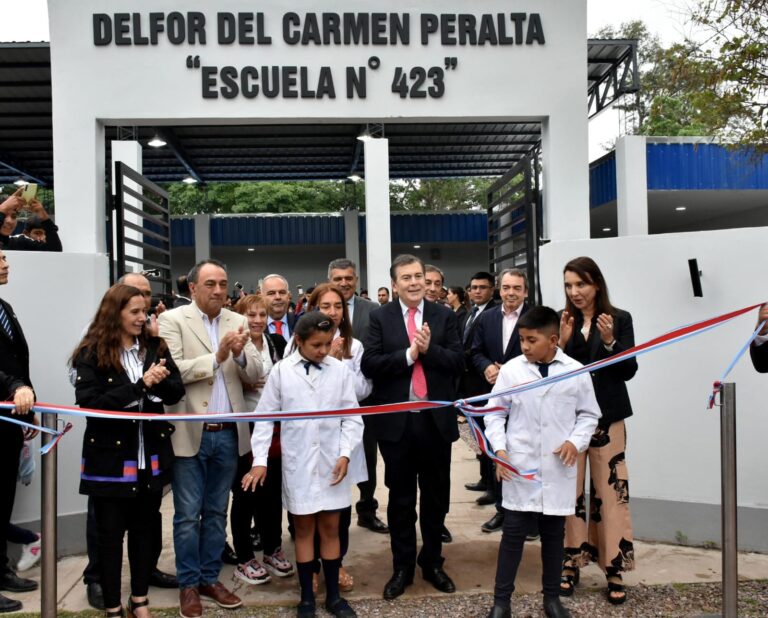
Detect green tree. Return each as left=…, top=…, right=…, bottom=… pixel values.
left=691, top=0, right=768, bottom=148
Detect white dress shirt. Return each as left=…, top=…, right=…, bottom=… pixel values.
left=197, top=307, right=233, bottom=414
left=501, top=304, right=522, bottom=353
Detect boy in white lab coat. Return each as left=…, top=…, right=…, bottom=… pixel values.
left=483, top=306, right=601, bottom=618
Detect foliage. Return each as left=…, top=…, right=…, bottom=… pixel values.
left=595, top=10, right=766, bottom=149
left=691, top=0, right=768, bottom=148
left=165, top=177, right=495, bottom=216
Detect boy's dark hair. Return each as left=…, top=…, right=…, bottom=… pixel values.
left=23, top=216, right=44, bottom=232
left=517, top=306, right=559, bottom=336
left=293, top=311, right=335, bottom=341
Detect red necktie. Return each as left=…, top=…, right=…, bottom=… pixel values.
left=407, top=307, right=428, bottom=399
left=273, top=320, right=283, bottom=336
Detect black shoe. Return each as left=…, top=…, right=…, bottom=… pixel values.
left=422, top=567, right=456, bottom=593
left=475, top=491, right=496, bottom=506
left=382, top=569, right=414, bottom=600
left=148, top=568, right=178, bottom=589
left=486, top=605, right=511, bottom=618
left=543, top=595, right=572, bottom=618
left=86, top=581, right=105, bottom=610
left=296, top=599, right=316, bottom=617
left=441, top=525, right=453, bottom=544
left=221, top=542, right=239, bottom=565
left=481, top=512, right=505, bottom=533
left=0, top=594, right=21, bottom=613
left=325, top=596, right=357, bottom=617
left=357, top=513, right=389, bottom=534
left=464, top=480, right=487, bottom=492
left=0, top=572, right=37, bottom=593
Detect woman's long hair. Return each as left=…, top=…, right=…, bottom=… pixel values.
left=563, top=256, right=616, bottom=318
left=307, top=283, right=353, bottom=359
left=71, top=284, right=150, bottom=372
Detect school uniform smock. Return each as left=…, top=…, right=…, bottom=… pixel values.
left=343, top=336, right=372, bottom=485
left=484, top=349, right=601, bottom=516
left=251, top=349, right=364, bottom=515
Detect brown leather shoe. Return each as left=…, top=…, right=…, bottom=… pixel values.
left=198, top=581, right=242, bottom=609
left=179, top=587, right=202, bottom=618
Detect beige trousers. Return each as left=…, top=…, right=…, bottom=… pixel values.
left=564, top=420, right=635, bottom=573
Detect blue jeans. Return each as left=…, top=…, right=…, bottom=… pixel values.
left=172, top=430, right=238, bottom=589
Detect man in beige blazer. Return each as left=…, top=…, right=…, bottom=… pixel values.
left=159, top=259, right=263, bottom=618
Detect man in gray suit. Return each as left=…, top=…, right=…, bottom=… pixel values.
left=327, top=258, right=388, bottom=533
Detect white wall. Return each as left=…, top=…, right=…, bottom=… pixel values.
left=48, top=0, right=590, bottom=251
left=540, top=228, right=768, bottom=509
left=3, top=253, right=109, bottom=547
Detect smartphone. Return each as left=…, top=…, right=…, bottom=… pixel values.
left=20, top=183, right=38, bottom=204
left=297, top=285, right=304, bottom=296
left=234, top=281, right=244, bottom=291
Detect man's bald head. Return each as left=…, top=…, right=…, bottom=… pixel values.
left=118, top=273, right=152, bottom=311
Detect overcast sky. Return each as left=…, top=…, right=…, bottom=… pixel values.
left=0, top=1, right=697, bottom=161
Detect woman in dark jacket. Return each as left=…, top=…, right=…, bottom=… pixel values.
left=558, top=257, right=637, bottom=607
left=72, top=284, right=184, bottom=618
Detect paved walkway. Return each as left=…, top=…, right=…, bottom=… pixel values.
left=11, top=438, right=768, bottom=613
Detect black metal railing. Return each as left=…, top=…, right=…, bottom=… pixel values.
left=486, top=152, right=542, bottom=304
left=111, top=162, right=172, bottom=296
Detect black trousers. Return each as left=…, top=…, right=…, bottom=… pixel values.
left=230, top=454, right=283, bottom=561
left=91, top=481, right=162, bottom=609
left=84, top=493, right=164, bottom=584
left=355, top=424, right=379, bottom=515
left=378, top=412, right=452, bottom=572
left=493, top=509, right=565, bottom=606
left=0, top=424, right=22, bottom=576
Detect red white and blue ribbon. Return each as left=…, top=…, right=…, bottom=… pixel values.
left=707, top=319, right=766, bottom=408
left=1, top=302, right=763, bottom=477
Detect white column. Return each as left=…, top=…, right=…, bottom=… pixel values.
left=111, top=141, right=143, bottom=268
left=343, top=209, right=361, bottom=282
left=194, top=214, right=211, bottom=263
left=363, top=139, right=392, bottom=295
left=541, top=110, right=590, bottom=241
left=53, top=116, right=106, bottom=254
left=616, top=135, right=649, bottom=236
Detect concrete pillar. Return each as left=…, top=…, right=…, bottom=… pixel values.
left=616, top=135, right=649, bottom=236
left=54, top=116, right=106, bottom=254
left=363, top=138, right=392, bottom=295
left=541, top=110, right=590, bottom=241
left=343, top=209, right=361, bottom=284
left=194, top=214, right=211, bottom=262
left=111, top=141, right=143, bottom=268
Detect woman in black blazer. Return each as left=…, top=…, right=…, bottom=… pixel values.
left=72, top=284, right=184, bottom=618
left=446, top=286, right=468, bottom=327
left=557, top=257, right=637, bottom=607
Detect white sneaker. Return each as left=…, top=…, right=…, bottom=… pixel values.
left=263, top=548, right=294, bottom=577
left=17, top=534, right=41, bottom=572
left=233, top=559, right=271, bottom=585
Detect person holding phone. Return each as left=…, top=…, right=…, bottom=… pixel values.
left=0, top=188, right=62, bottom=252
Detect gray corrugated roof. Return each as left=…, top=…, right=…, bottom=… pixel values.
left=0, top=41, right=636, bottom=186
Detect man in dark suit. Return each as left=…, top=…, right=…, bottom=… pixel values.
left=327, top=258, right=387, bottom=533
left=0, top=249, right=39, bottom=613
left=362, top=254, right=464, bottom=599
left=460, top=272, right=499, bottom=395
left=174, top=275, right=192, bottom=308
left=750, top=304, right=768, bottom=371
left=262, top=274, right=296, bottom=342
left=470, top=269, right=530, bottom=532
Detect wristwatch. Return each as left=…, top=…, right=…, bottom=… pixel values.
left=603, top=339, right=616, bottom=352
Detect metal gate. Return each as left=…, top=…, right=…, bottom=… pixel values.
left=486, top=152, right=542, bottom=304
left=110, top=162, right=172, bottom=296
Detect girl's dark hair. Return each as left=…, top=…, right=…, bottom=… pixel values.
left=306, top=283, right=352, bottom=358
left=71, top=284, right=155, bottom=372
left=293, top=311, right=336, bottom=342
left=563, top=256, right=616, bottom=317
left=448, top=286, right=466, bottom=304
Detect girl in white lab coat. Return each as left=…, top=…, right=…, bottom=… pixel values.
left=306, top=283, right=372, bottom=592
left=243, top=312, right=363, bottom=618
